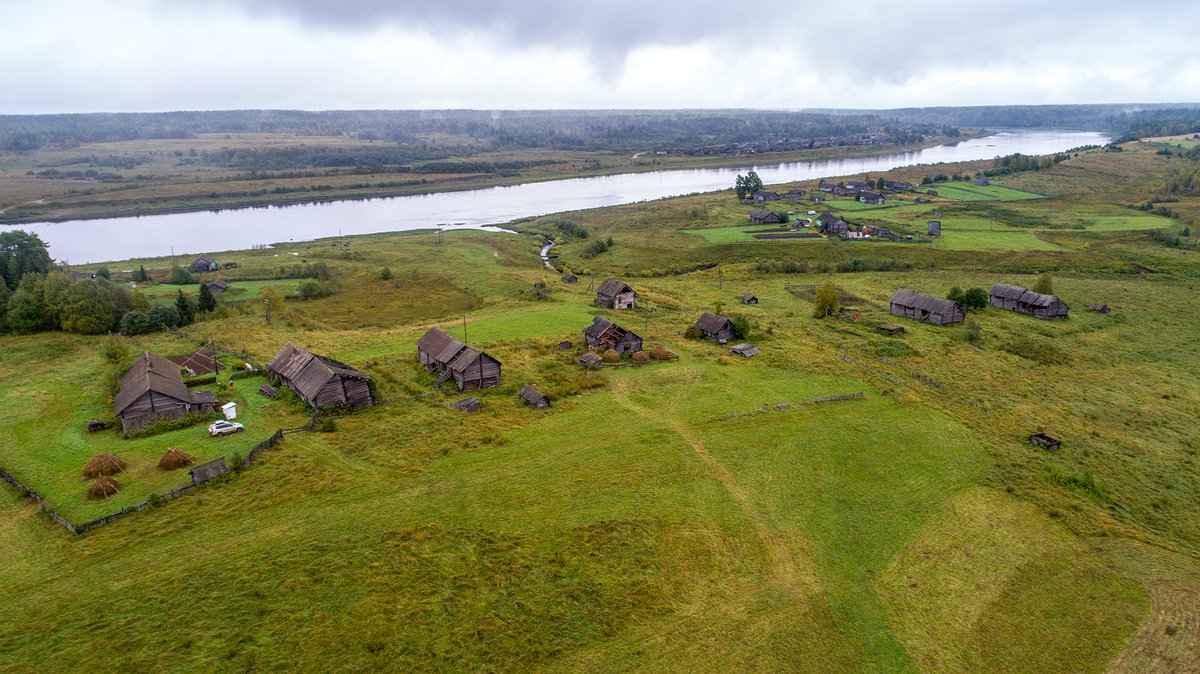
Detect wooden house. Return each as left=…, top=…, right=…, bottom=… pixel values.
left=415, top=327, right=502, bottom=391
left=749, top=208, right=781, bottom=224
left=191, top=254, right=218, bottom=273
left=927, top=220, right=942, bottom=236
left=989, top=283, right=1069, bottom=319
left=741, top=294, right=758, bottom=304
left=818, top=180, right=837, bottom=192
left=267, top=342, right=374, bottom=409
left=582, top=316, right=643, bottom=355
left=783, top=189, right=806, bottom=199
left=753, top=190, right=780, bottom=202
left=729, top=343, right=760, bottom=357
left=889, top=289, right=965, bottom=325
left=846, top=180, right=872, bottom=191
left=519, top=384, right=550, bottom=409
left=859, top=191, right=885, bottom=205
left=817, top=212, right=849, bottom=235
left=113, top=352, right=219, bottom=432
left=694, top=312, right=736, bottom=343
left=884, top=180, right=912, bottom=191
left=596, top=279, right=636, bottom=310
left=205, top=279, right=228, bottom=293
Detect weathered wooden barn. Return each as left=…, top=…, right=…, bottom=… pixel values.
left=989, top=283, right=1069, bottom=319
left=519, top=385, right=550, bottom=408
left=749, top=209, right=780, bottom=224
left=267, top=342, right=374, bottom=409
left=205, top=279, right=228, bottom=293
left=113, top=352, right=219, bottom=434
left=191, top=254, right=218, bottom=273
left=694, top=312, right=736, bottom=342
left=415, top=327, right=502, bottom=391
left=817, top=212, right=849, bottom=235
left=582, top=316, right=643, bottom=355
left=889, top=289, right=965, bottom=325
left=596, top=279, right=636, bottom=310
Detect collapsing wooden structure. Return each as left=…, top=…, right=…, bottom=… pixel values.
left=1029, top=433, right=1061, bottom=452
left=729, top=343, right=760, bottom=357
left=168, top=348, right=225, bottom=376
left=267, top=342, right=374, bottom=410
left=989, top=283, right=1069, bottom=319
left=889, top=289, right=965, bottom=325
left=595, top=279, right=637, bottom=310
left=416, top=327, right=502, bottom=391
left=693, top=312, right=736, bottom=343
left=113, top=351, right=219, bottom=435
left=519, top=384, right=550, bottom=409
left=582, top=316, right=643, bottom=355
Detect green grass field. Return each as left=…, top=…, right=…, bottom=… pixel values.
left=141, top=279, right=307, bottom=305
left=927, top=181, right=1045, bottom=201
left=0, top=139, right=1198, bottom=670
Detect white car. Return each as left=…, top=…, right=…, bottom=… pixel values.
left=208, top=420, right=244, bottom=436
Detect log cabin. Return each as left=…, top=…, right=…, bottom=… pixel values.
left=267, top=342, right=374, bottom=409
left=113, top=352, right=219, bottom=425
left=596, top=279, right=637, bottom=309
left=694, top=312, right=736, bottom=342
left=582, top=316, right=643, bottom=355
left=889, top=289, right=965, bottom=325
left=989, top=283, right=1069, bottom=319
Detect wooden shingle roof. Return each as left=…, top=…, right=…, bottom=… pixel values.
left=694, top=312, right=732, bottom=334
left=889, top=289, right=961, bottom=315
left=114, top=352, right=190, bottom=415
left=518, top=384, right=549, bottom=406
left=990, top=283, right=1059, bottom=308
left=267, top=342, right=370, bottom=403
left=596, top=279, right=633, bottom=296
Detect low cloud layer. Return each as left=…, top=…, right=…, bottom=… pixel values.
left=2, top=0, right=1197, bottom=112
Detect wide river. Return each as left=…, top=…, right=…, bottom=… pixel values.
left=15, top=129, right=1107, bottom=264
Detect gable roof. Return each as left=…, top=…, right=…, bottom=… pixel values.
left=694, top=312, right=732, bottom=334
left=749, top=208, right=776, bottom=220
left=193, top=254, right=216, bottom=265
left=447, top=345, right=499, bottom=374
left=168, top=348, right=225, bottom=375
left=518, top=384, right=548, bottom=405
left=206, top=279, right=228, bottom=291
left=729, top=343, right=761, bottom=357
left=989, top=283, right=1060, bottom=308
left=267, top=342, right=370, bottom=402
left=114, top=351, right=190, bottom=415
left=417, top=327, right=468, bottom=365
left=596, top=279, right=634, bottom=297
left=889, top=289, right=961, bottom=315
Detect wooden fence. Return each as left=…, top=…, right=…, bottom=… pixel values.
left=810, top=392, right=864, bottom=404
left=0, top=427, right=294, bottom=537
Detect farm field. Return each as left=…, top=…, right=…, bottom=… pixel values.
left=0, top=138, right=1198, bottom=671
left=924, top=181, right=1045, bottom=201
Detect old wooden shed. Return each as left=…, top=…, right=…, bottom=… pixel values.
left=519, top=384, right=550, bottom=409
left=889, top=289, right=965, bottom=325
left=191, top=254, right=218, bottom=273
left=741, top=294, right=759, bottom=304
left=729, top=343, right=761, bottom=357
left=694, top=312, right=736, bottom=343
left=267, top=342, right=374, bottom=409
left=989, top=283, right=1069, bottom=319
left=416, top=327, right=502, bottom=392
left=596, top=279, right=637, bottom=309
left=749, top=208, right=781, bottom=224
left=582, top=316, right=643, bottom=355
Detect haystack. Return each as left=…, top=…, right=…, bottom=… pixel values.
left=82, top=452, right=127, bottom=479
left=87, top=476, right=121, bottom=500
left=157, top=447, right=195, bottom=471
left=650, top=345, right=671, bottom=361
left=601, top=348, right=621, bottom=364
left=632, top=351, right=650, bottom=365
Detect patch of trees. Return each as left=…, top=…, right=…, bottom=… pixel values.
left=859, top=103, right=1199, bottom=130
left=947, top=286, right=988, bottom=311
left=552, top=220, right=589, bottom=239
left=1110, top=109, right=1200, bottom=142
left=0, top=230, right=53, bottom=290
left=581, top=237, right=615, bottom=259
left=734, top=171, right=764, bottom=200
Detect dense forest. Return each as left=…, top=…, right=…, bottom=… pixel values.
left=818, top=103, right=1200, bottom=132
left=0, top=109, right=941, bottom=155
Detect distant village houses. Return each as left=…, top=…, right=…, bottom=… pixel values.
left=191, top=254, right=218, bottom=273
left=753, top=190, right=780, bottom=202
left=859, top=191, right=885, bottom=205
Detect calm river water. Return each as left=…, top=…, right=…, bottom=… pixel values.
left=15, top=129, right=1108, bottom=263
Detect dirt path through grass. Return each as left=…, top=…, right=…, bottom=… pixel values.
left=612, top=374, right=807, bottom=592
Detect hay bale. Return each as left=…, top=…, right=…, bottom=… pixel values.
left=650, top=345, right=671, bottom=361
left=87, top=476, right=121, bottom=500
left=82, top=452, right=127, bottom=479
left=157, top=447, right=195, bottom=471
left=632, top=351, right=650, bottom=365
left=601, top=348, right=621, bottom=364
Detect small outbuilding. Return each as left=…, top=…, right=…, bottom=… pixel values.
left=927, top=220, right=942, bottom=236
left=693, top=312, right=736, bottom=343
left=450, top=398, right=482, bottom=413
left=189, top=456, right=230, bottom=484
left=562, top=273, right=578, bottom=283
left=879, top=324, right=906, bottom=336
left=729, top=343, right=761, bottom=357
left=582, top=316, right=643, bottom=355
left=596, top=279, right=636, bottom=310
left=1029, top=433, right=1061, bottom=452
left=889, top=289, right=965, bottom=325
left=519, top=384, right=550, bottom=409
left=1089, top=304, right=1111, bottom=314
left=741, top=294, right=758, bottom=304
left=267, top=342, right=374, bottom=409
left=859, top=190, right=885, bottom=205
left=989, top=283, right=1069, bottom=319
left=205, top=279, right=228, bottom=293
left=578, top=352, right=603, bottom=369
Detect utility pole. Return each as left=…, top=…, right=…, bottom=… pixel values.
left=438, top=228, right=443, bottom=245
left=463, top=314, right=468, bottom=343
left=718, top=265, right=723, bottom=289
left=264, top=299, right=271, bottom=323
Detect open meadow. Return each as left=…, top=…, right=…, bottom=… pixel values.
left=0, top=139, right=1198, bottom=671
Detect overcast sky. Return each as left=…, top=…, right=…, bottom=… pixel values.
left=3, top=0, right=1198, bottom=113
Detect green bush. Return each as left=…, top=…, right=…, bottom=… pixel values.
left=313, top=416, right=336, bottom=433
left=127, top=412, right=220, bottom=439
